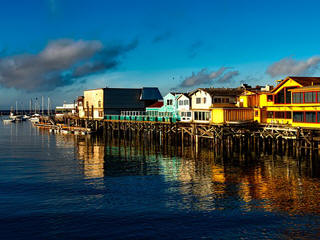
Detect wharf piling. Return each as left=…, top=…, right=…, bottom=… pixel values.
left=59, top=117, right=320, bottom=159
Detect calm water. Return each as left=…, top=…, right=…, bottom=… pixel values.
left=1, top=119, right=320, bottom=239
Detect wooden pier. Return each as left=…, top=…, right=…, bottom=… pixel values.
left=46, top=117, right=320, bottom=159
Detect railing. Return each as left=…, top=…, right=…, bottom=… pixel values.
left=104, top=114, right=179, bottom=123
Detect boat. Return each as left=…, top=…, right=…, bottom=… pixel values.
left=3, top=118, right=15, bottom=123
left=29, top=114, right=40, bottom=123
left=9, top=112, right=23, bottom=120
left=14, top=115, right=25, bottom=121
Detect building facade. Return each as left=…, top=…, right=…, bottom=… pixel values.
left=177, top=94, right=192, bottom=122
left=243, top=76, right=320, bottom=129
left=80, top=87, right=162, bottom=119
left=158, top=93, right=182, bottom=119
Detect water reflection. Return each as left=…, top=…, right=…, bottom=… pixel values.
left=2, top=120, right=320, bottom=238
left=77, top=136, right=105, bottom=179
left=72, top=134, right=320, bottom=216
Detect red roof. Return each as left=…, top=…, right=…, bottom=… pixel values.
left=271, top=76, right=320, bottom=93
left=146, top=101, right=163, bottom=108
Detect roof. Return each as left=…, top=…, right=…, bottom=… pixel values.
left=84, top=87, right=163, bottom=101
left=141, top=87, right=163, bottom=100
left=192, top=88, right=243, bottom=97
left=177, top=93, right=190, bottom=100
left=289, top=76, right=320, bottom=86
left=271, top=76, right=320, bottom=93
left=146, top=101, right=164, bottom=108
left=289, top=85, right=320, bottom=92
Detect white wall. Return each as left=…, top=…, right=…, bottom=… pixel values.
left=191, top=90, right=212, bottom=110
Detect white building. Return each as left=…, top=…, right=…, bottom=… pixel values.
left=177, top=94, right=192, bottom=122
left=55, top=103, right=77, bottom=118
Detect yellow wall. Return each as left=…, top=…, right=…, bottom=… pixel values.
left=272, top=78, right=302, bottom=94
left=211, top=109, right=224, bottom=124
left=211, top=108, right=254, bottom=124
left=83, top=89, right=104, bottom=119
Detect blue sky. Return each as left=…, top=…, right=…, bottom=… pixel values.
left=1, top=0, right=320, bottom=109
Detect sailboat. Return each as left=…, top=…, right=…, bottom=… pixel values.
left=9, top=102, right=24, bottom=121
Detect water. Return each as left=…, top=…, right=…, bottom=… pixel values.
left=1, top=119, right=320, bottom=239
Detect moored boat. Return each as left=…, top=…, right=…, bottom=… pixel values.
left=3, top=118, right=15, bottom=123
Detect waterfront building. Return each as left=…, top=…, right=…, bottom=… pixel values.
left=190, top=88, right=243, bottom=123
left=80, top=87, right=162, bottom=119
left=158, top=92, right=183, bottom=119
left=77, top=96, right=84, bottom=118
left=177, top=94, right=192, bottom=122
left=55, top=103, right=77, bottom=118
left=145, top=101, right=164, bottom=117
left=252, top=76, right=320, bottom=128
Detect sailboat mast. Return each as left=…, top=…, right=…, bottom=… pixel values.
left=48, top=97, right=50, bottom=116
left=42, top=96, right=44, bottom=116
left=16, top=101, right=18, bottom=114
left=29, top=99, right=32, bottom=115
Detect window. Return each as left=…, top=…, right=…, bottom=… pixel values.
left=98, top=101, right=101, bottom=108
left=318, top=92, right=320, bottom=103
left=167, top=99, right=173, bottom=105
left=184, top=100, right=189, bottom=105
left=187, top=112, right=191, bottom=117
left=293, top=93, right=303, bottom=103
left=293, top=112, right=304, bottom=122
left=214, top=98, right=222, bottom=103
left=285, top=88, right=292, bottom=103
left=306, top=112, right=316, bottom=122
left=286, top=112, right=292, bottom=119
left=98, top=111, right=103, bottom=117
left=255, top=110, right=258, bottom=117
left=194, top=111, right=199, bottom=120
left=194, top=111, right=209, bottom=121
left=196, top=98, right=201, bottom=104
left=304, top=92, right=316, bottom=103
left=267, top=111, right=274, bottom=118
left=274, top=89, right=285, bottom=104
left=275, top=112, right=285, bottom=119
left=179, top=100, right=183, bottom=105
left=203, top=97, right=206, bottom=104
left=267, top=95, right=273, bottom=102
left=86, top=101, right=89, bottom=107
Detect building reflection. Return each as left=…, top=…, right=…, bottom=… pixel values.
left=73, top=134, right=320, bottom=215
left=77, top=136, right=105, bottom=179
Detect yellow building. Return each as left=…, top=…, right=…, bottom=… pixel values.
left=251, top=76, right=320, bottom=129
left=210, top=107, right=254, bottom=124
left=83, top=88, right=104, bottom=119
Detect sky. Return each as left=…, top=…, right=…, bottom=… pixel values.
left=1, top=0, right=320, bottom=109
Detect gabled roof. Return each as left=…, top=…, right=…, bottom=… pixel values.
left=141, top=87, right=163, bottom=100
left=177, top=93, right=190, bottom=100
left=190, top=88, right=243, bottom=97
left=169, top=92, right=184, bottom=96
left=146, top=101, right=164, bottom=108
left=289, top=76, right=320, bottom=86
left=271, top=76, right=320, bottom=93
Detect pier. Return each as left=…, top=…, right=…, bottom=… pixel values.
left=35, top=115, right=320, bottom=160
